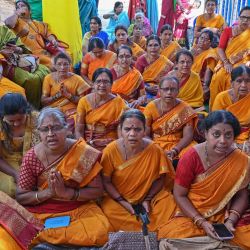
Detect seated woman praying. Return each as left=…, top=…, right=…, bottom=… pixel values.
left=100, top=109, right=176, bottom=233
left=16, top=107, right=110, bottom=247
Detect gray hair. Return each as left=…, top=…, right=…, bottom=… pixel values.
left=135, top=12, right=144, bottom=18
left=37, top=107, right=68, bottom=129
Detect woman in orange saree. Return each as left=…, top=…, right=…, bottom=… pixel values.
left=191, top=30, right=219, bottom=102
left=76, top=68, right=127, bottom=151
left=111, top=45, right=146, bottom=109
left=158, top=110, right=250, bottom=250
left=81, top=37, right=116, bottom=86
left=16, top=107, right=110, bottom=248
left=212, top=65, right=250, bottom=152
left=144, top=76, right=197, bottom=160
left=160, top=24, right=181, bottom=63
left=101, top=109, right=176, bottom=233
left=5, top=0, right=59, bottom=69
left=168, top=49, right=204, bottom=112
left=209, top=6, right=250, bottom=109
left=41, top=52, right=90, bottom=131
left=135, top=35, right=174, bottom=101
left=108, top=25, right=144, bottom=62
left=0, top=191, right=43, bottom=250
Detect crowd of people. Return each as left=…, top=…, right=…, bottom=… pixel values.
left=0, top=0, right=250, bottom=249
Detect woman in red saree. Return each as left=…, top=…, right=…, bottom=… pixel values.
left=75, top=68, right=127, bottom=151
left=16, top=107, right=110, bottom=248
left=159, top=110, right=250, bottom=250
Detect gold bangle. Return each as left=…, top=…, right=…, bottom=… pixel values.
left=229, top=209, right=241, bottom=219
left=35, top=192, right=41, bottom=203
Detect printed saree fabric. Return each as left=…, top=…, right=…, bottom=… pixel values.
left=209, top=28, right=250, bottom=109
left=144, top=100, right=197, bottom=156
left=101, top=140, right=176, bottom=232
left=158, top=149, right=250, bottom=249
left=0, top=191, right=43, bottom=250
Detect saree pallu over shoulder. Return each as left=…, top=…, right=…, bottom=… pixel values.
left=111, top=67, right=143, bottom=96
left=131, top=42, right=144, bottom=59
left=0, top=191, right=43, bottom=250
left=142, top=55, right=174, bottom=83
left=178, top=71, right=204, bottom=108
left=152, top=101, right=197, bottom=137
left=39, top=138, right=102, bottom=190
left=160, top=41, right=181, bottom=62
left=214, top=29, right=250, bottom=73
left=103, top=141, right=175, bottom=204
left=187, top=150, right=250, bottom=218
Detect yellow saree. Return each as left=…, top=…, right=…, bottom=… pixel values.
left=101, top=140, right=176, bottom=232
left=160, top=41, right=181, bottom=63
left=209, top=28, right=250, bottom=109
left=158, top=149, right=250, bottom=249
left=144, top=100, right=197, bottom=156
left=212, top=91, right=250, bottom=145
left=0, top=112, right=39, bottom=197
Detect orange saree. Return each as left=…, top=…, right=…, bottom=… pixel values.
left=101, top=140, right=176, bottom=232
left=81, top=50, right=116, bottom=81
left=111, top=67, right=144, bottom=102
left=11, top=18, right=53, bottom=68
left=77, top=94, right=127, bottom=150
left=212, top=91, right=250, bottom=145
left=209, top=28, right=250, bottom=109
left=0, top=191, right=43, bottom=250
left=144, top=100, right=197, bottom=157
left=0, top=75, right=26, bottom=97
left=158, top=148, right=250, bottom=249
left=196, top=14, right=225, bottom=30
left=178, top=71, right=204, bottom=109
left=160, top=41, right=181, bottom=63
left=142, top=55, right=174, bottom=84
left=21, top=139, right=110, bottom=247
left=42, top=73, right=90, bottom=120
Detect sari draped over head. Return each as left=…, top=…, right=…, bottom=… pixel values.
left=212, top=91, right=250, bottom=145
left=177, top=71, right=204, bottom=109
left=42, top=73, right=90, bottom=121
left=19, top=138, right=110, bottom=246
left=0, top=25, right=50, bottom=109
left=0, top=191, right=43, bottom=250
left=142, top=55, right=174, bottom=84
left=81, top=50, right=116, bottom=81
left=77, top=95, right=127, bottom=150
left=160, top=41, right=182, bottom=63
left=111, top=67, right=144, bottom=102
left=101, top=140, right=176, bottom=232
left=158, top=148, right=250, bottom=250
left=144, top=100, right=197, bottom=156
left=0, top=111, right=39, bottom=198
left=10, top=18, right=53, bottom=68
left=192, top=48, right=219, bottom=79
left=209, top=28, right=250, bottom=109
left=105, top=11, right=130, bottom=42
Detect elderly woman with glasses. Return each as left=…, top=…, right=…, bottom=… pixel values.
left=41, top=52, right=90, bottom=131
left=144, top=76, right=197, bottom=161
left=0, top=93, right=39, bottom=197
left=16, top=107, right=110, bottom=248
left=76, top=68, right=127, bottom=151
left=81, top=37, right=116, bottom=86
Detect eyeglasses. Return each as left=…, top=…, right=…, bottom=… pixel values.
left=239, top=16, right=250, bottom=22
left=95, top=79, right=111, bottom=85
left=118, top=55, right=132, bottom=59
left=160, top=87, right=178, bottom=93
left=38, top=125, right=65, bottom=133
